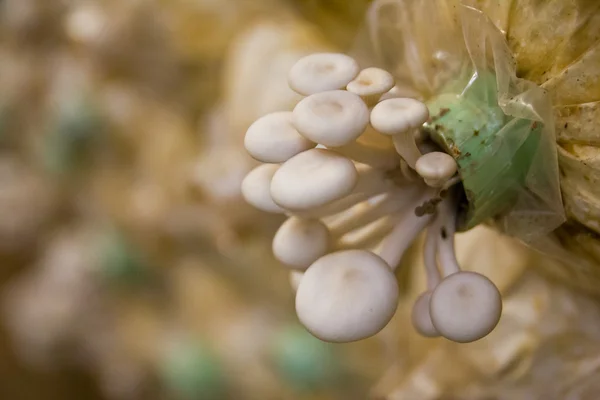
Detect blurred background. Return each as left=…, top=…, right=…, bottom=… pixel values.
left=0, top=0, right=385, bottom=399
left=3, top=1, right=600, bottom=399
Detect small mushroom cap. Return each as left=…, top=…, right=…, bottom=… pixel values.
left=273, top=217, right=331, bottom=269
left=245, top=112, right=315, bottom=163
left=241, top=164, right=284, bottom=213
left=270, top=148, right=358, bottom=211
left=292, top=90, right=369, bottom=147
left=415, top=152, right=458, bottom=186
left=411, top=291, right=440, bottom=338
left=296, top=249, right=399, bottom=343
left=288, top=53, right=360, bottom=96
left=346, top=67, right=395, bottom=98
left=370, top=98, right=429, bottom=135
left=429, top=271, right=502, bottom=343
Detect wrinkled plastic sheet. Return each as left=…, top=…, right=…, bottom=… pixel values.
left=353, top=0, right=565, bottom=243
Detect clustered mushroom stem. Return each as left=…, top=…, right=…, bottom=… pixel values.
left=336, top=216, right=397, bottom=249
left=375, top=189, right=437, bottom=269
left=435, top=191, right=461, bottom=277
left=330, top=141, right=400, bottom=170
left=423, top=224, right=442, bottom=291
left=328, top=187, right=422, bottom=237
left=392, top=129, right=422, bottom=169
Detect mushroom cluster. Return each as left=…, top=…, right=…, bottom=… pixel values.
left=242, top=52, right=502, bottom=344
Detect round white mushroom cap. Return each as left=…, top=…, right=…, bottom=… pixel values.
left=272, top=217, right=331, bottom=270
left=270, top=148, right=357, bottom=211
left=346, top=67, right=395, bottom=99
left=415, top=152, right=458, bottom=187
left=370, top=98, right=429, bottom=135
left=411, top=291, right=440, bottom=338
left=295, top=249, right=399, bottom=343
left=292, top=90, right=369, bottom=147
left=241, top=164, right=284, bottom=213
left=244, top=111, right=315, bottom=163
left=288, top=53, right=360, bottom=96
left=429, top=271, right=502, bottom=343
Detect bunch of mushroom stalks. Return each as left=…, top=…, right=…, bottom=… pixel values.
left=241, top=52, right=502, bottom=344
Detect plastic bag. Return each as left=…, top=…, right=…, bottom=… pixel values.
left=354, top=0, right=565, bottom=242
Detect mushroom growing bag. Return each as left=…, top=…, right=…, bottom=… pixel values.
left=357, top=1, right=565, bottom=243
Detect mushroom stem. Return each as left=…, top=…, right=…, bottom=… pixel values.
left=441, top=175, right=461, bottom=191
left=392, top=129, right=422, bottom=169
left=328, top=187, right=422, bottom=237
left=436, top=191, right=461, bottom=277
left=375, top=189, right=436, bottom=269
left=423, top=223, right=442, bottom=290
left=336, top=216, right=397, bottom=249
left=330, top=141, right=400, bottom=169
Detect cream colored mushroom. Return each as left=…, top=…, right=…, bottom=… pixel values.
left=415, top=152, right=458, bottom=188
left=244, top=111, right=315, bottom=163
left=288, top=53, right=359, bottom=96
left=346, top=67, right=395, bottom=106
left=429, top=271, right=502, bottom=343
left=370, top=98, right=429, bottom=168
left=292, top=90, right=369, bottom=147
left=241, top=164, right=284, bottom=213
left=272, top=217, right=331, bottom=269
left=295, top=249, right=399, bottom=342
left=270, top=148, right=358, bottom=211
left=411, top=291, right=439, bottom=338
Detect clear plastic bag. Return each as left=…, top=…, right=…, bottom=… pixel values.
left=354, top=0, right=565, bottom=242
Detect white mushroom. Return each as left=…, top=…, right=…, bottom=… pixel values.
left=270, top=148, right=358, bottom=211
left=295, top=249, right=399, bottom=342
left=370, top=98, right=429, bottom=135
left=415, top=152, right=458, bottom=188
left=288, top=53, right=360, bottom=96
left=292, top=90, right=369, bottom=147
left=244, top=112, right=315, bottom=163
left=429, top=271, right=502, bottom=343
left=411, top=291, right=439, bottom=338
left=272, top=217, right=331, bottom=269
left=241, top=164, right=284, bottom=213
left=370, top=98, right=429, bottom=168
left=346, top=67, right=395, bottom=106
left=291, top=164, right=398, bottom=219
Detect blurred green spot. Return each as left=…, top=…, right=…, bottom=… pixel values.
left=44, top=99, right=105, bottom=175
left=273, top=325, right=339, bottom=392
left=161, top=341, right=225, bottom=400
left=99, top=230, right=148, bottom=286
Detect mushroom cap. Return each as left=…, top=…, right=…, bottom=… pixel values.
left=270, top=148, right=358, bottom=211
left=415, top=152, right=458, bottom=186
left=273, top=217, right=331, bottom=269
left=292, top=90, right=369, bottom=147
left=370, top=98, right=429, bottom=135
left=288, top=53, right=360, bottom=96
left=411, top=291, right=440, bottom=337
left=429, top=271, right=502, bottom=343
left=241, top=164, right=284, bottom=213
left=346, top=67, right=395, bottom=98
left=295, top=249, right=399, bottom=342
left=245, top=112, right=315, bottom=163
